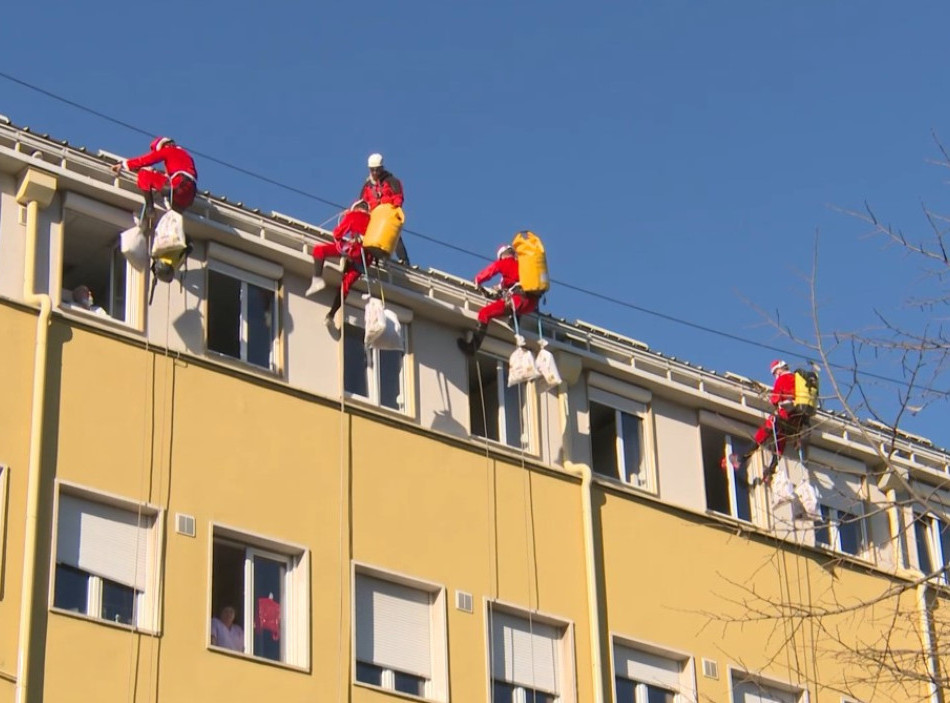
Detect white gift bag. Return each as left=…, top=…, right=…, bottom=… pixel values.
left=151, top=210, right=187, bottom=258
left=363, top=297, right=387, bottom=346
left=534, top=340, right=562, bottom=389
left=369, top=309, right=403, bottom=350
left=119, top=224, right=149, bottom=272
left=794, top=480, right=821, bottom=520
left=508, top=336, right=540, bottom=386
left=769, top=469, right=795, bottom=508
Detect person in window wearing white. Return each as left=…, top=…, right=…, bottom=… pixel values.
left=71, top=285, right=109, bottom=317
left=210, top=605, right=244, bottom=652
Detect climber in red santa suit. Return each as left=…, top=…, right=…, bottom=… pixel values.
left=111, top=136, right=198, bottom=224
left=744, top=359, right=798, bottom=483
left=306, top=200, right=373, bottom=323
left=457, top=244, right=539, bottom=355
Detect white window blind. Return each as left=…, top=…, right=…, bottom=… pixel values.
left=490, top=611, right=559, bottom=694
left=614, top=644, right=681, bottom=691
left=355, top=574, right=432, bottom=678
left=57, top=494, right=151, bottom=591
left=733, top=679, right=798, bottom=703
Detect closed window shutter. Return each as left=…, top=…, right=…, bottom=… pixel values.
left=490, top=611, right=559, bottom=694
left=811, top=466, right=864, bottom=514
left=355, top=575, right=431, bottom=678
left=57, top=494, right=150, bottom=591
left=613, top=644, right=680, bottom=691
left=733, top=680, right=797, bottom=703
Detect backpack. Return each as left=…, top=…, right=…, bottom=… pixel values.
left=511, top=230, right=549, bottom=294
left=792, top=368, right=819, bottom=417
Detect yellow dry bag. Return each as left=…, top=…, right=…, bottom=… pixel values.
left=512, top=230, right=549, bottom=294
left=363, top=204, right=405, bottom=260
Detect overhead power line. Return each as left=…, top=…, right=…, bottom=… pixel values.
left=1, top=70, right=947, bottom=397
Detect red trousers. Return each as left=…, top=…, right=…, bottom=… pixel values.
left=313, top=243, right=367, bottom=299
left=477, top=293, right=538, bottom=325
left=137, top=169, right=196, bottom=210
left=754, top=410, right=801, bottom=456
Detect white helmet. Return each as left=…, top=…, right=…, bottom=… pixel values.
left=496, top=244, right=514, bottom=260
left=770, top=359, right=789, bottom=375
left=367, top=153, right=384, bottom=168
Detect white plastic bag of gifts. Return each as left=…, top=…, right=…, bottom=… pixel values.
left=794, top=480, right=821, bottom=520
left=508, top=335, right=540, bottom=386
left=119, top=218, right=149, bottom=272
left=363, top=297, right=403, bottom=350
left=534, top=339, right=562, bottom=390
left=151, top=210, right=187, bottom=258
left=769, top=468, right=795, bottom=508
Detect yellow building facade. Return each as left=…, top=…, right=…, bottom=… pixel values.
left=0, top=121, right=946, bottom=702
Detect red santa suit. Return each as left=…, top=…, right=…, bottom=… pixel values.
left=359, top=169, right=404, bottom=209
left=474, top=256, right=538, bottom=325
left=312, top=209, right=372, bottom=299
left=123, top=139, right=198, bottom=211
left=753, top=370, right=797, bottom=453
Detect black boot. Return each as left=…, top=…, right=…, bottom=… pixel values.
left=326, top=288, right=343, bottom=324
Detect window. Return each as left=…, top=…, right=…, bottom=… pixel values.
left=343, top=316, right=407, bottom=412
left=614, top=642, right=691, bottom=703
left=354, top=570, right=447, bottom=699
left=731, top=672, right=803, bottom=703
left=211, top=529, right=309, bottom=666
left=588, top=385, right=654, bottom=491
left=815, top=505, right=867, bottom=557
left=912, top=511, right=950, bottom=584
left=701, top=425, right=755, bottom=522
left=52, top=490, right=157, bottom=629
left=489, top=608, right=572, bottom=703
left=808, top=460, right=871, bottom=560
left=61, top=194, right=143, bottom=325
left=207, top=260, right=278, bottom=371
left=469, top=353, right=530, bottom=449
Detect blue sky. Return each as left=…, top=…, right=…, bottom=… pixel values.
left=3, top=2, right=949, bottom=446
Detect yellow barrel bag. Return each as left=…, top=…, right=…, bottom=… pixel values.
left=362, top=204, right=406, bottom=260
left=512, top=230, right=549, bottom=294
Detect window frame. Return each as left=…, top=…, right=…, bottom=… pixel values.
left=814, top=504, right=868, bottom=558
left=485, top=601, right=576, bottom=703
left=209, top=524, right=310, bottom=669
left=911, top=510, right=950, bottom=585
left=729, top=668, right=807, bottom=703
left=805, top=452, right=873, bottom=561
left=352, top=564, right=448, bottom=701
left=59, top=192, right=145, bottom=329
left=587, top=385, right=656, bottom=493
left=610, top=636, right=695, bottom=703
left=699, top=413, right=761, bottom=524
left=468, top=348, right=536, bottom=452
left=342, top=307, right=411, bottom=415
left=49, top=481, right=163, bottom=633
left=205, top=258, right=280, bottom=372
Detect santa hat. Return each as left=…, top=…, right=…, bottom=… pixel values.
left=150, top=137, right=173, bottom=151
left=770, top=359, right=789, bottom=375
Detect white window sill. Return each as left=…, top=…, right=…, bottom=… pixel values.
left=57, top=305, right=142, bottom=334
left=207, top=644, right=310, bottom=673
left=353, top=679, right=438, bottom=703
left=49, top=605, right=158, bottom=636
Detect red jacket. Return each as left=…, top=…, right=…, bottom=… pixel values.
left=332, top=209, right=371, bottom=257
left=359, top=169, right=404, bottom=209
left=770, top=371, right=796, bottom=413
left=475, top=257, right=520, bottom=290
left=124, top=144, right=198, bottom=180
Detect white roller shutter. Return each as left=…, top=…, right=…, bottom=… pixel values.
left=56, top=494, right=151, bottom=591
left=490, top=611, right=559, bottom=694
left=810, top=465, right=864, bottom=514
left=355, top=574, right=432, bottom=678
left=733, top=679, right=798, bottom=703
left=613, top=644, right=681, bottom=691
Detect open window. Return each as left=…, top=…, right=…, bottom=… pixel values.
left=60, top=193, right=143, bottom=326
left=354, top=568, right=447, bottom=700
left=700, top=420, right=756, bottom=523
left=206, top=253, right=279, bottom=372
left=210, top=527, right=309, bottom=667
left=343, top=310, right=409, bottom=414
left=588, top=382, right=655, bottom=492
left=468, top=352, right=532, bottom=450
left=52, top=486, right=160, bottom=631
left=488, top=605, right=574, bottom=703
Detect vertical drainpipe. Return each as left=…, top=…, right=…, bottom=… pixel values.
left=14, top=167, right=58, bottom=703
left=917, top=584, right=943, bottom=703
left=555, top=352, right=605, bottom=703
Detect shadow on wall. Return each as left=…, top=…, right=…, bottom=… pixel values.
left=430, top=370, right=466, bottom=438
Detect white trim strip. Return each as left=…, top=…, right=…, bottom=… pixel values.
left=207, top=241, right=283, bottom=281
